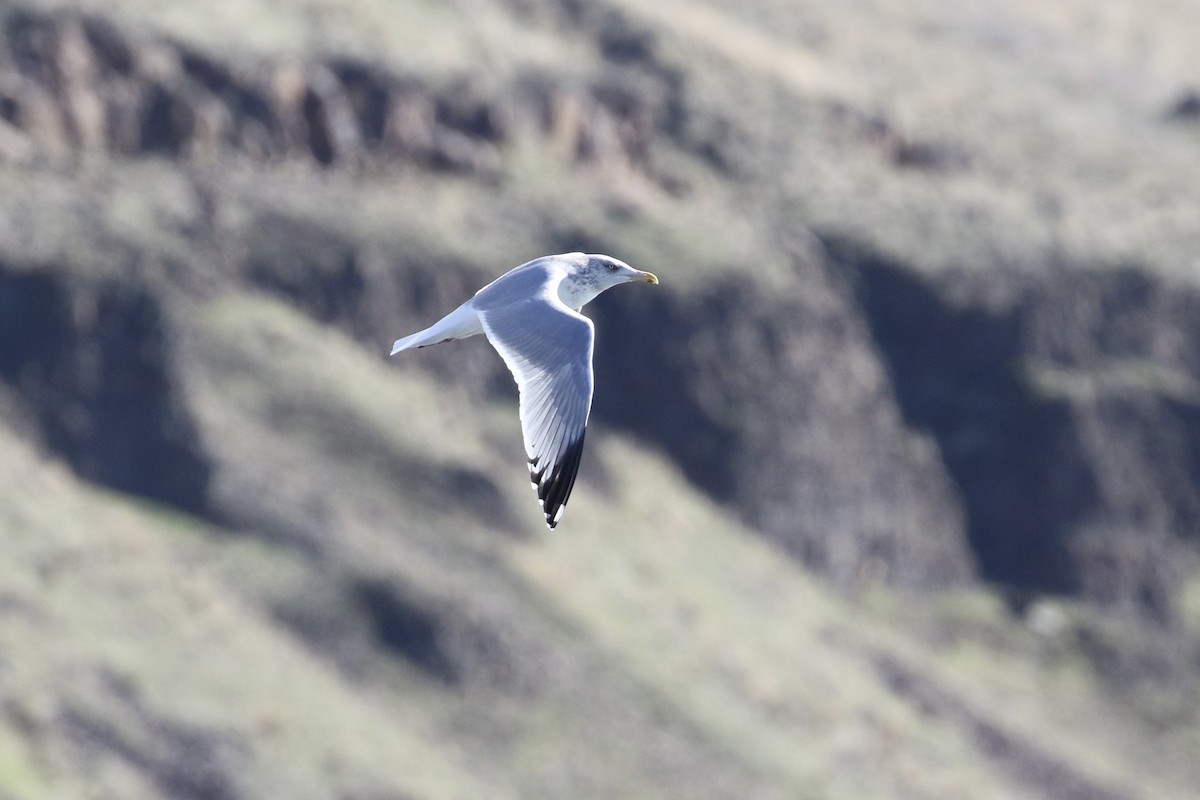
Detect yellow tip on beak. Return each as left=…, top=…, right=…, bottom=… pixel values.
left=641, top=271, right=659, bottom=285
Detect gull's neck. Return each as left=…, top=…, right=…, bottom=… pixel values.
left=557, top=270, right=608, bottom=311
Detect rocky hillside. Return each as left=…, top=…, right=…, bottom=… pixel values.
left=1, top=1, right=1199, bottom=798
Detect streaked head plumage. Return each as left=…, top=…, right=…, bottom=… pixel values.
left=554, top=252, right=658, bottom=310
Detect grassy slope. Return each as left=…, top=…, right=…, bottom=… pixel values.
left=0, top=426, right=485, bottom=800
left=4, top=284, right=1195, bottom=798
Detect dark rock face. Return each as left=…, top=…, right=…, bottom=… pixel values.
left=850, top=253, right=1094, bottom=596
left=842, top=247, right=1200, bottom=617
left=590, top=237, right=1200, bottom=616
left=0, top=267, right=211, bottom=516
left=1018, top=270, right=1200, bottom=618
left=590, top=258, right=974, bottom=590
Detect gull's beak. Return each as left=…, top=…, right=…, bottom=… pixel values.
left=638, top=270, right=659, bottom=285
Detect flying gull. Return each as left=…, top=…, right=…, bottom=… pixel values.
left=389, top=252, right=659, bottom=528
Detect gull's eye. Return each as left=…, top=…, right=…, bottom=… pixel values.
left=605, top=262, right=618, bottom=271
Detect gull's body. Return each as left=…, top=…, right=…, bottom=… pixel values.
left=390, top=252, right=658, bottom=528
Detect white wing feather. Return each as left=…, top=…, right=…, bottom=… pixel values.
left=473, top=269, right=594, bottom=528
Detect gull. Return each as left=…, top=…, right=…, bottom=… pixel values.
left=390, top=252, right=659, bottom=528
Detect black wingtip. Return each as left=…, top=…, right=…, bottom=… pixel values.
left=534, top=432, right=586, bottom=529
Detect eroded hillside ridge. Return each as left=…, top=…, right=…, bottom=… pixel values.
left=1, top=5, right=1199, bottom=620
left=0, top=4, right=711, bottom=185
left=0, top=6, right=507, bottom=169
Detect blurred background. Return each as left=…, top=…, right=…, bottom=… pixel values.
left=1, top=0, right=1199, bottom=798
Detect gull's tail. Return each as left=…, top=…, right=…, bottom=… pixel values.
left=389, top=330, right=431, bottom=355
left=389, top=300, right=483, bottom=355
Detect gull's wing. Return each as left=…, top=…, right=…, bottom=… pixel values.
left=474, top=288, right=593, bottom=529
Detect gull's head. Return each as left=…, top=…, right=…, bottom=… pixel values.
left=554, top=252, right=658, bottom=310
left=583, top=253, right=659, bottom=287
